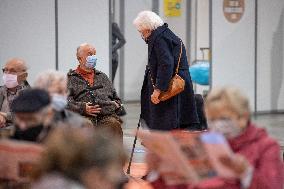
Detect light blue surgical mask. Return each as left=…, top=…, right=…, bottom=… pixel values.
left=51, top=94, right=67, bottom=111
left=85, top=55, right=97, bottom=69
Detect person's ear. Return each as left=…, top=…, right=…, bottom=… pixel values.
left=17, top=72, right=28, bottom=84
left=22, top=72, right=28, bottom=81
left=77, top=56, right=81, bottom=62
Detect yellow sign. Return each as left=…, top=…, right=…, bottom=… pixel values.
left=164, top=0, right=182, bottom=17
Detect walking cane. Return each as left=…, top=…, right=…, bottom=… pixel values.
left=126, top=117, right=141, bottom=175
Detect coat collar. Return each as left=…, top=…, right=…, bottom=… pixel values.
left=148, top=23, right=168, bottom=58
left=228, top=123, right=268, bottom=152
left=148, top=23, right=168, bottom=44
left=68, top=68, right=102, bottom=77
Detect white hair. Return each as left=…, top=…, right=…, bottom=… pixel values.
left=34, top=70, right=67, bottom=95
left=133, top=10, right=164, bottom=31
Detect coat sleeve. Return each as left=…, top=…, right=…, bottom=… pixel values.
left=154, top=37, right=174, bottom=92
left=195, top=141, right=284, bottom=189
left=248, top=140, right=284, bottom=189
left=98, top=73, right=120, bottom=115
left=66, top=77, right=86, bottom=115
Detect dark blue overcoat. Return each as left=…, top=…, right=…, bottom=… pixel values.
left=140, top=23, right=199, bottom=130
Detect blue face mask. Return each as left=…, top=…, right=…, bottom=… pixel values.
left=51, top=94, right=67, bottom=111
left=85, top=55, right=97, bottom=69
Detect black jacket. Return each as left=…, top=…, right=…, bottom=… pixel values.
left=11, top=109, right=91, bottom=142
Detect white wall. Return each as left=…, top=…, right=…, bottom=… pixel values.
left=0, top=0, right=110, bottom=87
left=190, top=0, right=210, bottom=94
left=196, top=0, right=210, bottom=60
left=0, top=0, right=55, bottom=85
left=257, top=0, right=284, bottom=112
left=124, top=0, right=152, bottom=101
left=58, top=0, right=110, bottom=75
left=211, top=0, right=256, bottom=110
left=158, top=0, right=187, bottom=42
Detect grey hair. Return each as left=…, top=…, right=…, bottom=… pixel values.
left=133, top=10, right=164, bottom=31
left=34, top=70, right=67, bottom=94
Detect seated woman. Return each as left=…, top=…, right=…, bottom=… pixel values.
left=32, top=125, right=127, bottom=189
left=147, top=87, right=284, bottom=189
left=34, top=70, right=92, bottom=128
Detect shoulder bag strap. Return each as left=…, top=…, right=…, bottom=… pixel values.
left=149, top=39, right=183, bottom=88
left=175, top=40, right=183, bottom=75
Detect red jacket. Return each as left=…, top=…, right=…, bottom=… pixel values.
left=151, top=124, right=284, bottom=189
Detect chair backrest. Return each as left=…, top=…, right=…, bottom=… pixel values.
left=0, top=139, right=44, bottom=183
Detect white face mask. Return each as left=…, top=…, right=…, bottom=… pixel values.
left=208, top=118, right=242, bottom=139
left=51, top=94, right=67, bottom=111
left=3, top=73, right=19, bottom=88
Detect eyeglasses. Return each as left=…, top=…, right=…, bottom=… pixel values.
left=2, top=68, right=26, bottom=75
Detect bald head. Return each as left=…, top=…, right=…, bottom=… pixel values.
left=3, top=58, right=28, bottom=86
left=76, top=43, right=96, bottom=57
left=76, top=43, right=96, bottom=70
left=4, top=58, right=27, bottom=73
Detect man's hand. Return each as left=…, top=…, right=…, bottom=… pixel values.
left=85, top=102, right=101, bottom=117
left=151, top=89, right=161, bottom=104
left=0, top=114, right=6, bottom=128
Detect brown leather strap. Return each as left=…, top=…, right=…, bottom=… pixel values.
left=175, top=40, right=183, bottom=75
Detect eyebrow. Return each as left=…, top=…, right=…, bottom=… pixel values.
left=3, top=68, right=16, bottom=71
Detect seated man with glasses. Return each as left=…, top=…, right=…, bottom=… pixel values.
left=0, top=58, right=30, bottom=129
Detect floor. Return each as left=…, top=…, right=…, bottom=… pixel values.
left=122, top=103, right=284, bottom=164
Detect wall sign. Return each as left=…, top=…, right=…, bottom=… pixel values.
left=164, top=0, right=182, bottom=17
left=223, top=0, right=245, bottom=23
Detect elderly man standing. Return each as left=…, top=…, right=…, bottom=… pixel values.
left=67, top=43, right=123, bottom=139
left=0, top=58, right=29, bottom=129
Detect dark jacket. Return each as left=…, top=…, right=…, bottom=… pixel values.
left=141, top=23, right=199, bottom=130
left=151, top=124, right=284, bottom=189
left=67, top=69, right=121, bottom=124
left=11, top=109, right=91, bottom=143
